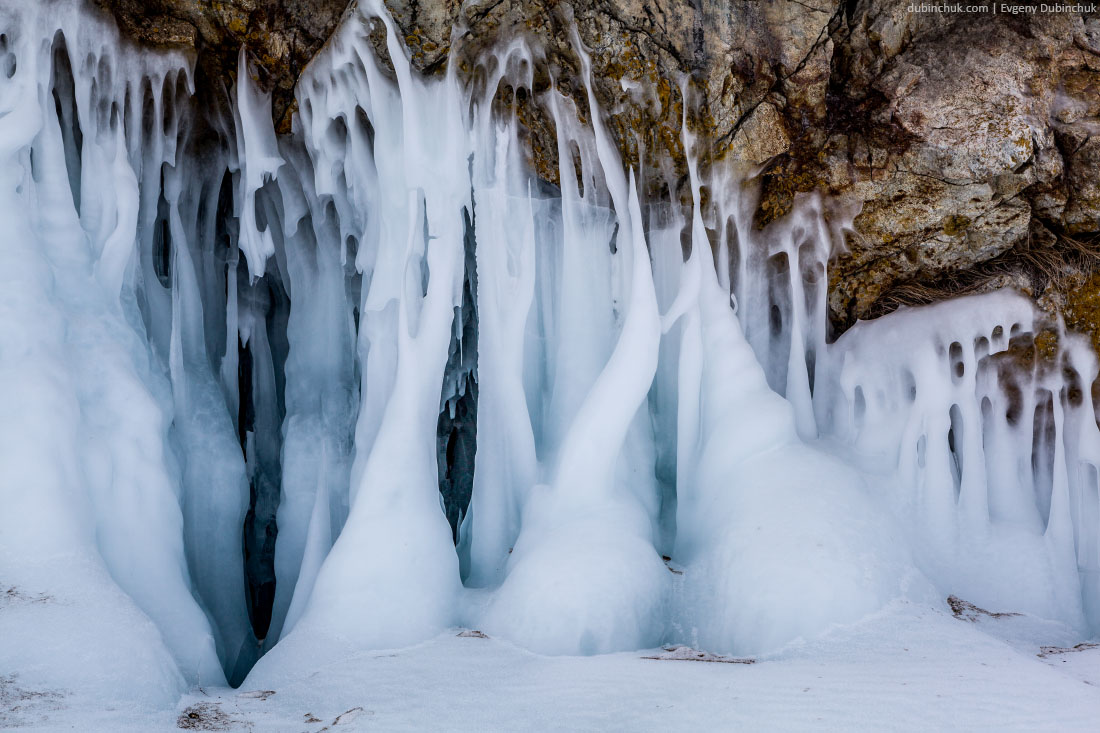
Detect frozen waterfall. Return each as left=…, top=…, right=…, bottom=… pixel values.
left=2, top=0, right=1100, bottom=706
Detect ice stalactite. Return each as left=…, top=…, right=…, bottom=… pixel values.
left=479, top=35, right=669, bottom=654
left=0, top=0, right=225, bottom=700
left=8, top=0, right=1100, bottom=704
left=232, top=48, right=284, bottom=279
left=237, top=266, right=290, bottom=646
left=269, top=0, right=468, bottom=653
left=162, top=152, right=255, bottom=682
left=224, top=51, right=294, bottom=654
left=455, top=42, right=538, bottom=588
left=662, top=131, right=913, bottom=655
left=264, top=139, right=359, bottom=651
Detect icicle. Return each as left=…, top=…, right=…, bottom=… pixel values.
left=267, top=141, right=358, bottom=646
left=233, top=49, right=284, bottom=279
left=0, top=0, right=223, bottom=703
left=480, top=31, right=668, bottom=654
left=258, top=0, right=467, bottom=656
left=458, top=61, right=538, bottom=587
left=93, top=124, right=139, bottom=299
left=12, top=0, right=1100, bottom=702
left=163, top=159, right=253, bottom=678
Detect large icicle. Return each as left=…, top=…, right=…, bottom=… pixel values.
left=164, top=158, right=254, bottom=680
left=266, top=139, right=358, bottom=646
left=0, top=0, right=224, bottom=703
left=456, top=43, right=539, bottom=588
left=481, top=37, right=668, bottom=654
left=259, top=1, right=466, bottom=659
left=667, top=137, right=913, bottom=655
left=233, top=49, right=284, bottom=279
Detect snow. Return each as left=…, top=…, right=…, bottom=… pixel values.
left=10, top=602, right=1100, bottom=731
left=4, top=0, right=1100, bottom=726
left=221, top=606, right=1100, bottom=731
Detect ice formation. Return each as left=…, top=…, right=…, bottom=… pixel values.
left=2, top=0, right=1100, bottom=706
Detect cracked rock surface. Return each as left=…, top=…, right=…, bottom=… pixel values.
left=810, top=3, right=1100, bottom=335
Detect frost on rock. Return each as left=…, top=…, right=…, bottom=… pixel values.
left=3, top=0, right=1100, bottom=707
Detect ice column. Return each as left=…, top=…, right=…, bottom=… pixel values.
left=0, top=0, right=224, bottom=700
left=665, top=135, right=909, bottom=656
left=481, top=38, right=668, bottom=655
left=458, top=45, right=539, bottom=588
left=278, top=1, right=466, bottom=649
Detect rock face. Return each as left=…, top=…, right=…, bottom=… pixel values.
left=93, top=0, right=350, bottom=130
left=806, top=4, right=1100, bottom=337
left=96, top=0, right=1100, bottom=341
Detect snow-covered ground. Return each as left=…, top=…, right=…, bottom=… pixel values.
left=5, top=600, right=1099, bottom=731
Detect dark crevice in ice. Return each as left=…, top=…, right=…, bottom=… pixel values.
left=437, top=205, right=479, bottom=542
left=237, top=256, right=291, bottom=643
left=50, top=33, right=82, bottom=216
left=152, top=166, right=172, bottom=288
